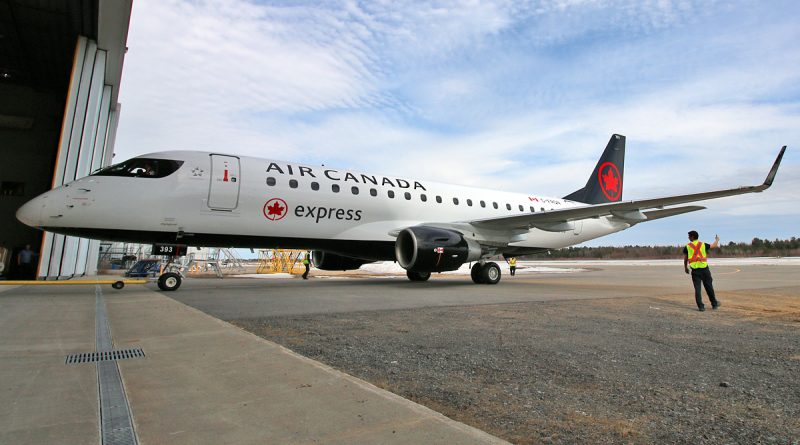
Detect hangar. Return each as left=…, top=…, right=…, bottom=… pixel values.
left=0, top=0, right=131, bottom=279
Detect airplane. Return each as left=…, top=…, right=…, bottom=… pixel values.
left=16, top=135, right=786, bottom=291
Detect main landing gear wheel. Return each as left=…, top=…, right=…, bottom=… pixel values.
left=111, top=281, right=125, bottom=290
left=472, top=262, right=501, bottom=285
left=471, top=263, right=485, bottom=284
left=158, top=272, right=182, bottom=291
left=406, top=270, right=431, bottom=282
left=481, top=262, right=501, bottom=284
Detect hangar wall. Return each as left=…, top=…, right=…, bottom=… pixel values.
left=38, top=36, right=119, bottom=279
left=0, top=84, right=62, bottom=277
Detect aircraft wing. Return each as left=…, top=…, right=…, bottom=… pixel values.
left=467, top=146, right=786, bottom=231
left=641, top=206, right=706, bottom=221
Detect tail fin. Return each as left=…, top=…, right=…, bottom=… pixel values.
left=563, top=134, right=626, bottom=204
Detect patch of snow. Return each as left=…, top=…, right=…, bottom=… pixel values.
left=362, top=261, right=586, bottom=275
left=523, top=257, right=800, bottom=266
left=232, top=273, right=295, bottom=279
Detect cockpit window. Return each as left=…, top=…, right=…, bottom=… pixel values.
left=91, top=158, right=184, bottom=178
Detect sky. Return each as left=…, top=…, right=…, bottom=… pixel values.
left=114, top=0, right=800, bottom=247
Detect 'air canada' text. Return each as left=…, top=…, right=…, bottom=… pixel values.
left=265, top=162, right=427, bottom=191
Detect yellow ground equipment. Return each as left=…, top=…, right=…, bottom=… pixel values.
left=256, top=249, right=305, bottom=274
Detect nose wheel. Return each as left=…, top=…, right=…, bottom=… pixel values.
left=471, top=262, right=501, bottom=284
left=157, top=272, right=182, bottom=291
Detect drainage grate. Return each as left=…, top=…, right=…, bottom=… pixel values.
left=95, top=286, right=138, bottom=445
left=66, top=348, right=145, bottom=365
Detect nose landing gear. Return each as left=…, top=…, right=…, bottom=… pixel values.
left=157, top=272, right=182, bottom=291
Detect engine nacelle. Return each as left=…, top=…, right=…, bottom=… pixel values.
left=395, top=227, right=482, bottom=272
left=311, top=251, right=371, bottom=271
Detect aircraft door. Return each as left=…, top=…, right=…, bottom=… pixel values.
left=208, top=155, right=241, bottom=210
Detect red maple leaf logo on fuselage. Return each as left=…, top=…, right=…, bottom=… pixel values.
left=263, top=198, right=288, bottom=221
left=267, top=202, right=284, bottom=216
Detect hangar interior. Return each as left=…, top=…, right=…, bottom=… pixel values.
left=0, top=0, right=131, bottom=279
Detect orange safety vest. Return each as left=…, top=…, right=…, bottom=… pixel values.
left=686, top=241, right=708, bottom=269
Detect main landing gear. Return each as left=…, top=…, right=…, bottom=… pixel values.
left=402, top=262, right=501, bottom=284
left=406, top=270, right=431, bottom=282
left=471, top=262, right=501, bottom=285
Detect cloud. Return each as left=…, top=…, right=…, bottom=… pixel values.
left=115, top=0, right=800, bottom=244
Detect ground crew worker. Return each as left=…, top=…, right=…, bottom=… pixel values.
left=508, top=257, right=517, bottom=276
left=17, top=244, right=36, bottom=280
left=302, top=252, right=311, bottom=279
left=683, top=230, right=720, bottom=311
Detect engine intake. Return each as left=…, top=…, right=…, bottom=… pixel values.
left=395, top=227, right=482, bottom=272
left=311, top=251, right=371, bottom=271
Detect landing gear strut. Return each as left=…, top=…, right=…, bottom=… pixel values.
left=471, top=262, right=501, bottom=285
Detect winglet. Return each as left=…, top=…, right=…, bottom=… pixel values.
left=762, top=146, right=786, bottom=188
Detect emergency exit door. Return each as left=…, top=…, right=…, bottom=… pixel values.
left=208, top=155, right=241, bottom=210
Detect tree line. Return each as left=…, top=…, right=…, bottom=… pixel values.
left=528, top=237, right=800, bottom=260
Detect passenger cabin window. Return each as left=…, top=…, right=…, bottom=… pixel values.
left=289, top=179, right=298, bottom=188
left=404, top=192, right=411, bottom=200
left=311, top=181, right=320, bottom=191
left=388, top=190, right=395, bottom=198
left=370, top=188, right=377, bottom=196
left=421, top=194, right=427, bottom=202
left=332, top=184, right=340, bottom=193
left=351, top=186, right=359, bottom=195
left=92, top=158, right=184, bottom=178
left=453, top=197, right=459, bottom=205
left=541, top=207, right=545, bottom=212
left=519, top=205, right=524, bottom=212
left=267, top=177, right=276, bottom=186
left=480, top=200, right=486, bottom=208
left=467, top=199, right=473, bottom=207
left=436, top=196, right=442, bottom=203
left=530, top=206, right=535, bottom=212
left=493, top=202, right=499, bottom=209
left=506, top=203, right=512, bottom=210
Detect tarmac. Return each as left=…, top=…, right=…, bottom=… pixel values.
left=1, top=260, right=798, bottom=444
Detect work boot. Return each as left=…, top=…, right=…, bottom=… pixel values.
left=698, top=306, right=706, bottom=312
left=712, top=302, right=720, bottom=310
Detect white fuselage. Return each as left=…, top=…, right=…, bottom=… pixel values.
left=17, top=151, right=630, bottom=259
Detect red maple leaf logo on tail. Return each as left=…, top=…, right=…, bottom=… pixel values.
left=263, top=198, right=288, bottom=221
left=602, top=167, right=619, bottom=194
left=597, top=162, right=621, bottom=201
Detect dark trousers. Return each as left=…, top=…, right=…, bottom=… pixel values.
left=691, top=267, right=717, bottom=309
left=302, top=264, right=309, bottom=279
left=509, top=266, right=516, bottom=276
left=19, top=263, right=35, bottom=280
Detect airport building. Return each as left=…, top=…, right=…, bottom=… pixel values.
left=0, top=0, right=132, bottom=279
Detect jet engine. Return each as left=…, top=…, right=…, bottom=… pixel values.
left=395, top=227, right=482, bottom=272
left=311, top=251, right=371, bottom=271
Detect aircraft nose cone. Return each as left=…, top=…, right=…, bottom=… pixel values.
left=16, top=195, right=46, bottom=228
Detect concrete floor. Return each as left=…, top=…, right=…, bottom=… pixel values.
left=0, top=281, right=507, bottom=445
